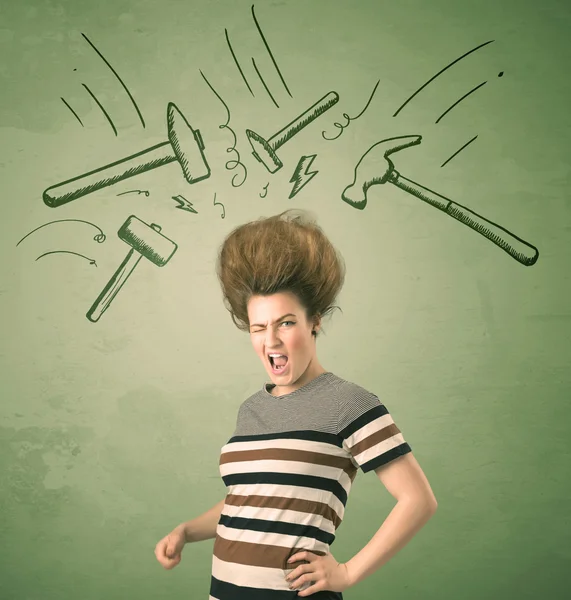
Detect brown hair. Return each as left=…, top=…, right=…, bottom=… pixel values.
left=215, top=209, right=346, bottom=338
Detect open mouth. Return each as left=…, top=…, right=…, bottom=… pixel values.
left=268, top=354, right=288, bottom=374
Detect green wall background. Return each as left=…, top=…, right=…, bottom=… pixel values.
left=1, top=0, right=569, bottom=598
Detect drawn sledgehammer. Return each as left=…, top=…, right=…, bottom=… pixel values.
left=342, top=135, right=539, bottom=266
left=86, top=215, right=177, bottom=322
left=246, top=91, right=339, bottom=173
left=43, top=103, right=210, bottom=207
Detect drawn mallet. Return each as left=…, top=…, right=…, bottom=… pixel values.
left=43, top=103, right=210, bottom=207
left=86, top=215, right=177, bottom=322
left=246, top=91, right=339, bottom=173
left=341, top=135, right=539, bottom=266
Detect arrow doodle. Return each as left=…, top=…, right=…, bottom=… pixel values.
left=36, top=250, right=97, bottom=266
left=16, top=219, right=106, bottom=246
left=117, top=189, right=150, bottom=197
left=289, top=155, right=318, bottom=199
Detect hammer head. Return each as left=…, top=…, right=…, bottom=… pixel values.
left=117, top=215, right=178, bottom=267
left=342, top=135, right=422, bottom=209
left=167, top=103, right=211, bottom=184
left=246, top=128, right=283, bottom=173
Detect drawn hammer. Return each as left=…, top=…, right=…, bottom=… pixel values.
left=86, top=215, right=177, bottom=322
left=342, top=135, right=539, bottom=266
left=44, top=103, right=210, bottom=207
left=246, top=91, right=339, bottom=173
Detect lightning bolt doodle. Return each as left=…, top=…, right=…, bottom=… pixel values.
left=172, top=195, right=198, bottom=214
left=288, top=155, right=318, bottom=199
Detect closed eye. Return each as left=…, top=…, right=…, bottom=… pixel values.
left=251, top=320, right=296, bottom=333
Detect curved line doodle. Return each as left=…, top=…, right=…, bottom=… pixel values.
left=251, top=57, right=280, bottom=108
left=225, top=28, right=255, bottom=96
left=199, top=70, right=248, bottom=187
left=441, top=135, right=478, bottom=168
left=259, top=183, right=269, bottom=198
left=341, top=135, right=539, bottom=266
left=82, top=82, right=117, bottom=136
left=213, top=192, right=225, bottom=219
left=16, top=219, right=107, bottom=246
left=61, top=97, right=84, bottom=127
left=393, top=40, right=494, bottom=117
left=116, top=189, right=150, bottom=197
left=81, top=32, right=145, bottom=128
left=435, top=72, right=503, bottom=125
left=251, top=4, right=293, bottom=98
left=36, top=250, right=97, bottom=266
left=436, top=80, right=487, bottom=124
left=322, top=79, right=380, bottom=141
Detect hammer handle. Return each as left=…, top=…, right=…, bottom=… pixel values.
left=390, top=171, right=539, bottom=266
left=86, top=248, right=143, bottom=322
left=44, top=142, right=176, bottom=207
left=268, top=91, right=339, bottom=150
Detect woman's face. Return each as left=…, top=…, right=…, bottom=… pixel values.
left=247, top=292, right=324, bottom=393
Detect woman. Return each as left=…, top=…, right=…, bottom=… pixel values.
left=155, top=209, right=437, bottom=598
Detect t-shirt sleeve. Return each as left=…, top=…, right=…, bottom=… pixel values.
left=337, top=385, right=411, bottom=473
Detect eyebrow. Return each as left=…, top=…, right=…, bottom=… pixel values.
left=250, top=313, right=297, bottom=328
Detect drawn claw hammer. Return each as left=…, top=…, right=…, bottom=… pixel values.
left=342, top=135, right=539, bottom=266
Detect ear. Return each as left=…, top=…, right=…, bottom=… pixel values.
left=312, top=314, right=322, bottom=333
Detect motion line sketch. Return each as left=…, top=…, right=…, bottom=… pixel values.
left=251, top=4, right=293, bottom=98
left=393, top=40, right=494, bottom=117
left=16, top=219, right=106, bottom=246
left=341, top=135, right=539, bottom=266
left=36, top=251, right=97, bottom=266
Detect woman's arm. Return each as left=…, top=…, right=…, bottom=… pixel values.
left=345, top=453, right=437, bottom=587
left=182, top=497, right=226, bottom=543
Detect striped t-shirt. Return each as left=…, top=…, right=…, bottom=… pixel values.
left=209, top=371, right=411, bottom=600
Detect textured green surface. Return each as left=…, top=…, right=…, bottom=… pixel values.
left=1, top=0, right=570, bottom=598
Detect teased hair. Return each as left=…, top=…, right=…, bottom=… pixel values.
left=215, top=209, right=346, bottom=338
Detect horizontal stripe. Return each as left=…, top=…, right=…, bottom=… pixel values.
left=351, top=430, right=406, bottom=464
left=213, top=537, right=328, bottom=569
left=220, top=454, right=356, bottom=484
left=210, top=558, right=343, bottom=600
left=338, top=403, right=390, bottom=439
left=220, top=445, right=356, bottom=476
left=220, top=455, right=356, bottom=494
left=220, top=431, right=345, bottom=458
left=361, top=443, right=412, bottom=472
left=342, top=413, right=398, bottom=449
left=218, top=512, right=336, bottom=545
left=225, top=429, right=343, bottom=448
left=225, top=488, right=346, bottom=524
left=222, top=472, right=349, bottom=505
left=210, top=570, right=294, bottom=600
left=210, top=576, right=344, bottom=600
left=223, top=497, right=340, bottom=531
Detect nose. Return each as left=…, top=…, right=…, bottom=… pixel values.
left=264, top=327, right=282, bottom=348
